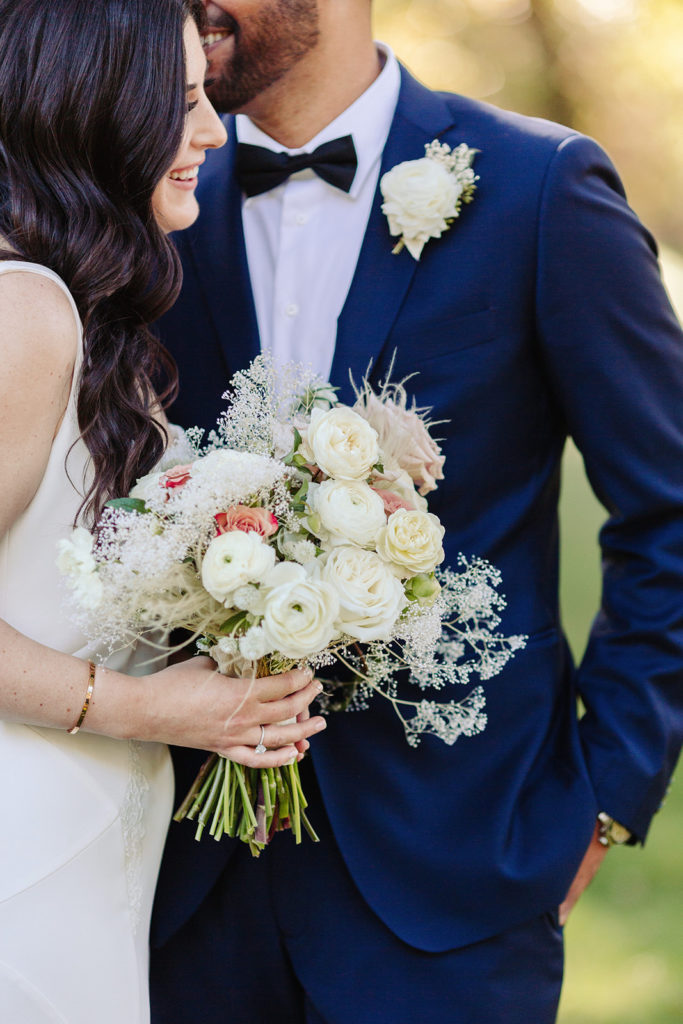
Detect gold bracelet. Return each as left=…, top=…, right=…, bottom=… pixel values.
left=67, top=661, right=96, bottom=734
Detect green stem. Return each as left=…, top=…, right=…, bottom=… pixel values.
left=288, top=763, right=301, bottom=844
left=197, top=757, right=225, bottom=840
left=235, top=765, right=258, bottom=831
left=209, top=762, right=226, bottom=837
left=300, top=807, right=320, bottom=842
left=187, top=755, right=220, bottom=821
left=174, top=752, right=218, bottom=821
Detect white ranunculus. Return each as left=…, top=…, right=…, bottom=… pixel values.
left=129, top=471, right=163, bottom=503
left=201, top=530, right=276, bottom=604
left=376, top=508, right=445, bottom=577
left=261, top=561, right=307, bottom=590
left=311, top=479, right=386, bottom=547
left=57, top=527, right=96, bottom=576
left=303, top=406, right=379, bottom=480
left=380, top=157, right=461, bottom=260
left=262, top=576, right=340, bottom=659
left=322, top=546, right=406, bottom=641
left=57, top=528, right=103, bottom=607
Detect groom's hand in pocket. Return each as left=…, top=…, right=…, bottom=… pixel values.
left=558, top=823, right=608, bottom=925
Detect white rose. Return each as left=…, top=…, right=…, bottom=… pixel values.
left=376, top=508, right=445, bottom=577
left=380, top=157, right=461, bottom=260
left=262, top=577, right=340, bottom=659
left=311, top=479, right=386, bottom=547
left=322, top=546, right=406, bottom=641
left=201, top=530, right=276, bottom=604
left=303, top=406, right=379, bottom=480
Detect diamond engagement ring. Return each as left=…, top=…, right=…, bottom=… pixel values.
left=255, top=725, right=267, bottom=755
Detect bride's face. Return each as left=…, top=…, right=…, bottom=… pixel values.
left=200, top=0, right=320, bottom=114
left=152, top=19, right=227, bottom=233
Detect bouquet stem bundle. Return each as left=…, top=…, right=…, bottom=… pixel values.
left=174, top=751, right=318, bottom=855
left=173, top=659, right=319, bottom=856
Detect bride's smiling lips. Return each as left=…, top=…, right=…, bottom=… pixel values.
left=168, top=160, right=204, bottom=191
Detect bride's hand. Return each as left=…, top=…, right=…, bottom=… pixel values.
left=128, top=658, right=327, bottom=768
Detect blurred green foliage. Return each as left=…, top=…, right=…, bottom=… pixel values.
left=371, top=6, right=683, bottom=1016
left=373, top=0, right=683, bottom=250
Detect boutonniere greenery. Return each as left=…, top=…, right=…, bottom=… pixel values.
left=380, top=140, right=479, bottom=261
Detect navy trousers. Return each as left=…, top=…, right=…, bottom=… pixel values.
left=150, top=769, right=564, bottom=1024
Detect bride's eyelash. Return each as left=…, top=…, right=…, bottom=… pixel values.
left=187, top=99, right=199, bottom=112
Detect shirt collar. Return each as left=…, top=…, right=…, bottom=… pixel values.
left=235, top=43, right=400, bottom=198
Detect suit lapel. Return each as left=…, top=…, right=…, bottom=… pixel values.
left=331, top=69, right=457, bottom=403
left=185, top=120, right=261, bottom=379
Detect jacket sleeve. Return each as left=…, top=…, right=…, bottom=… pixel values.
left=535, top=133, right=683, bottom=840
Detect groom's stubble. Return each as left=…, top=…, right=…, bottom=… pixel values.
left=203, top=0, right=320, bottom=114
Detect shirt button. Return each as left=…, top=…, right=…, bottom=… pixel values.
left=285, top=303, right=299, bottom=317
left=295, top=213, right=308, bottom=226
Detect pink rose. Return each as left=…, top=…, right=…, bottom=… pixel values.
left=215, top=505, right=279, bottom=538
left=371, top=487, right=414, bottom=517
left=159, top=464, right=192, bottom=491
left=355, top=389, right=445, bottom=496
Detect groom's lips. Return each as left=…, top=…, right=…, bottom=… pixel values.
left=201, top=27, right=235, bottom=56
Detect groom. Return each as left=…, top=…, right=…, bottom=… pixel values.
left=151, top=1, right=683, bottom=1021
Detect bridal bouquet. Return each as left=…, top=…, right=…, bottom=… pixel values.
left=58, top=356, right=525, bottom=855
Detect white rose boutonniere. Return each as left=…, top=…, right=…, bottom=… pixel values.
left=380, top=140, right=479, bottom=260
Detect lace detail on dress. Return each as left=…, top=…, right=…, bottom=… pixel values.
left=121, top=740, right=150, bottom=935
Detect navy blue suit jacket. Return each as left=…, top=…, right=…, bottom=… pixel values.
left=152, top=68, right=683, bottom=952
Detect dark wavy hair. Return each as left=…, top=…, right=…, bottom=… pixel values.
left=0, top=0, right=204, bottom=522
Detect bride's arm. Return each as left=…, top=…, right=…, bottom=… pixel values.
left=0, top=273, right=325, bottom=767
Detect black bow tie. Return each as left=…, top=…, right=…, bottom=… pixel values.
left=235, top=135, right=358, bottom=197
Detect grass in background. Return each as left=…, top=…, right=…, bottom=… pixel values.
left=557, top=440, right=683, bottom=1022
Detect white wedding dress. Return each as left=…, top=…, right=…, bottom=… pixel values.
left=0, top=262, right=174, bottom=1023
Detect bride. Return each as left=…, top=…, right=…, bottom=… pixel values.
left=0, top=0, right=325, bottom=1020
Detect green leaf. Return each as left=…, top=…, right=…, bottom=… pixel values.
left=105, top=497, right=149, bottom=514
left=219, top=611, right=249, bottom=635
left=293, top=478, right=309, bottom=503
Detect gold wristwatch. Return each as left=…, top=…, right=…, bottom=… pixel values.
left=597, top=811, right=632, bottom=847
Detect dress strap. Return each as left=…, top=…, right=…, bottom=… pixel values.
left=0, top=260, right=83, bottom=340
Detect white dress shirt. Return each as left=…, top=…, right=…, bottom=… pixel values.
left=236, top=44, right=401, bottom=381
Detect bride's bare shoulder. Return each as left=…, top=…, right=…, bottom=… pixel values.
left=0, top=266, right=80, bottom=386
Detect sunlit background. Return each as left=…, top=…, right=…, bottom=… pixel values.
left=372, top=2, right=683, bottom=1021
